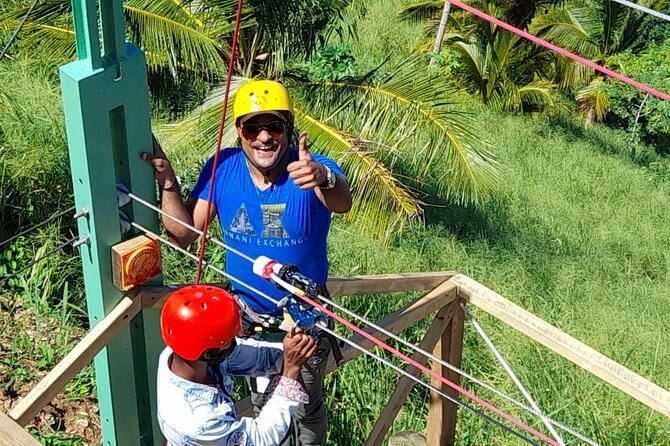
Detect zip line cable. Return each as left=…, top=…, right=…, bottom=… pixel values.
left=311, top=287, right=598, bottom=445
left=1, top=234, right=89, bottom=282
left=129, top=221, right=279, bottom=306
left=131, top=221, right=548, bottom=444
left=269, top=273, right=560, bottom=445
left=126, top=190, right=596, bottom=443
left=194, top=0, right=245, bottom=284
left=461, top=303, right=566, bottom=446
left=608, top=0, right=670, bottom=23
left=126, top=190, right=253, bottom=262
left=317, top=323, right=542, bottom=446
left=447, top=0, right=670, bottom=103
left=0, top=0, right=40, bottom=61
left=0, top=205, right=78, bottom=250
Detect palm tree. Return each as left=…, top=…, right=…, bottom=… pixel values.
left=529, top=0, right=668, bottom=124
left=401, top=0, right=565, bottom=113
left=1, top=0, right=499, bottom=238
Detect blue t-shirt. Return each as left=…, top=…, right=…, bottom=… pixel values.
left=191, top=148, right=344, bottom=315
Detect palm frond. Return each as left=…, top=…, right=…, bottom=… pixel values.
left=124, top=0, right=229, bottom=77
left=517, top=79, right=564, bottom=113
left=399, top=1, right=444, bottom=26
left=296, top=113, right=423, bottom=238
left=529, top=6, right=601, bottom=59
left=296, top=57, right=499, bottom=205
left=10, top=21, right=75, bottom=63
left=158, top=79, right=246, bottom=159
left=576, top=77, right=610, bottom=126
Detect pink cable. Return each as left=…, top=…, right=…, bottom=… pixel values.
left=194, top=0, right=245, bottom=284
left=298, top=293, right=560, bottom=445
left=448, top=0, right=670, bottom=102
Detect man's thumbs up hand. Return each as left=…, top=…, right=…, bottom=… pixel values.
left=298, top=132, right=312, bottom=161
left=288, top=131, right=328, bottom=190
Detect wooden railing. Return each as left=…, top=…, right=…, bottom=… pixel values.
left=4, top=272, right=670, bottom=445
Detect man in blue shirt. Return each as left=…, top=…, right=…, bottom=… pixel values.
left=144, top=79, right=352, bottom=445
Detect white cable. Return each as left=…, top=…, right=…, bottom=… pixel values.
left=316, top=323, right=541, bottom=446
left=312, top=289, right=599, bottom=445
left=129, top=221, right=279, bottom=307
left=126, top=191, right=254, bottom=263
left=462, top=303, right=566, bottom=446
left=608, top=0, right=670, bottom=23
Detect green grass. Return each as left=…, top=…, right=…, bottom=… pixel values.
left=324, top=109, right=670, bottom=445
left=334, top=0, right=427, bottom=73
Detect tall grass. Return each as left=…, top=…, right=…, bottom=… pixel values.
left=325, top=109, right=670, bottom=445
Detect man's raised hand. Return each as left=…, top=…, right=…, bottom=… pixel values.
left=141, top=134, right=178, bottom=190
left=282, top=327, right=317, bottom=380
left=287, top=131, right=328, bottom=190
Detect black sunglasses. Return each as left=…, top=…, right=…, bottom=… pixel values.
left=241, top=121, right=287, bottom=140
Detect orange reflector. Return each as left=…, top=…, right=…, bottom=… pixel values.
left=112, top=235, right=161, bottom=291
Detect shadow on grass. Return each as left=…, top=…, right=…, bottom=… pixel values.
left=422, top=194, right=585, bottom=315
left=545, top=115, right=663, bottom=166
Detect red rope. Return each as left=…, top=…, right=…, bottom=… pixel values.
left=194, top=0, right=245, bottom=284
left=448, top=0, right=670, bottom=102
left=297, top=293, right=560, bottom=445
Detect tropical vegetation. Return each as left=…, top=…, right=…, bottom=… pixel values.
left=2, top=0, right=670, bottom=444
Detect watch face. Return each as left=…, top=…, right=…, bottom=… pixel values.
left=321, top=166, right=336, bottom=190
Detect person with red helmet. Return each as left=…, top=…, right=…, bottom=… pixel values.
left=157, top=285, right=316, bottom=446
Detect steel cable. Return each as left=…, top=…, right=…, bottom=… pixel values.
left=317, top=322, right=542, bottom=445
left=609, top=0, right=670, bottom=23
left=461, top=303, right=566, bottom=446
left=0, top=205, right=78, bottom=250
left=1, top=234, right=88, bottom=282
left=127, top=190, right=596, bottom=443
left=315, top=290, right=598, bottom=445
left=0, top=0, right=40, bottom=61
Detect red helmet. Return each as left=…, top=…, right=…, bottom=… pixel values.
left=160, top=285, right=242, bottom=361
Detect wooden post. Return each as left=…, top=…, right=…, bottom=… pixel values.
left=365, top=304, right=454, bottom=446
left=427, top=299, right=465, bottom=445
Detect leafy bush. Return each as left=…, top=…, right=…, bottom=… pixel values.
left=308, top=44, right=357, bottom=81
left=604, top=41, right=670, bottom=154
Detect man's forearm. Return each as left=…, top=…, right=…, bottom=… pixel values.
left=160, top=188, right=199, bottom=247
left=320, top=175, right=352, bottom=214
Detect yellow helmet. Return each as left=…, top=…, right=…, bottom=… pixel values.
left=233, top=80, right=293, bottom=124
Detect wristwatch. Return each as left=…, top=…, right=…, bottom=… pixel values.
left=319, top=166, right=337, bottom=190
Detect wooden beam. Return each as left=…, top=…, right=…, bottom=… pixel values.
left=365, top=304, right=454, bottom=446
left=327, top=272, right=456, bottom=296
left=327, top=279, right=458, bottom=372
left=236, top=278, right=458, bottom=418
left=427, top=300, right=464, bottom=446
left=0, top=411, right=41, bottom=445
left=9, top=294, right=141, bottom=426
left=451, top=274, right=670, bottom=418
left=139, top=272, right=457, bottom=309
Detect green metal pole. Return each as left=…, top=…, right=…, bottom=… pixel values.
left=60, top=0, right=163, bottom=444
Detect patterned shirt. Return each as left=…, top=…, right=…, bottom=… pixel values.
left=157, top=337, right=308, bottom=445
